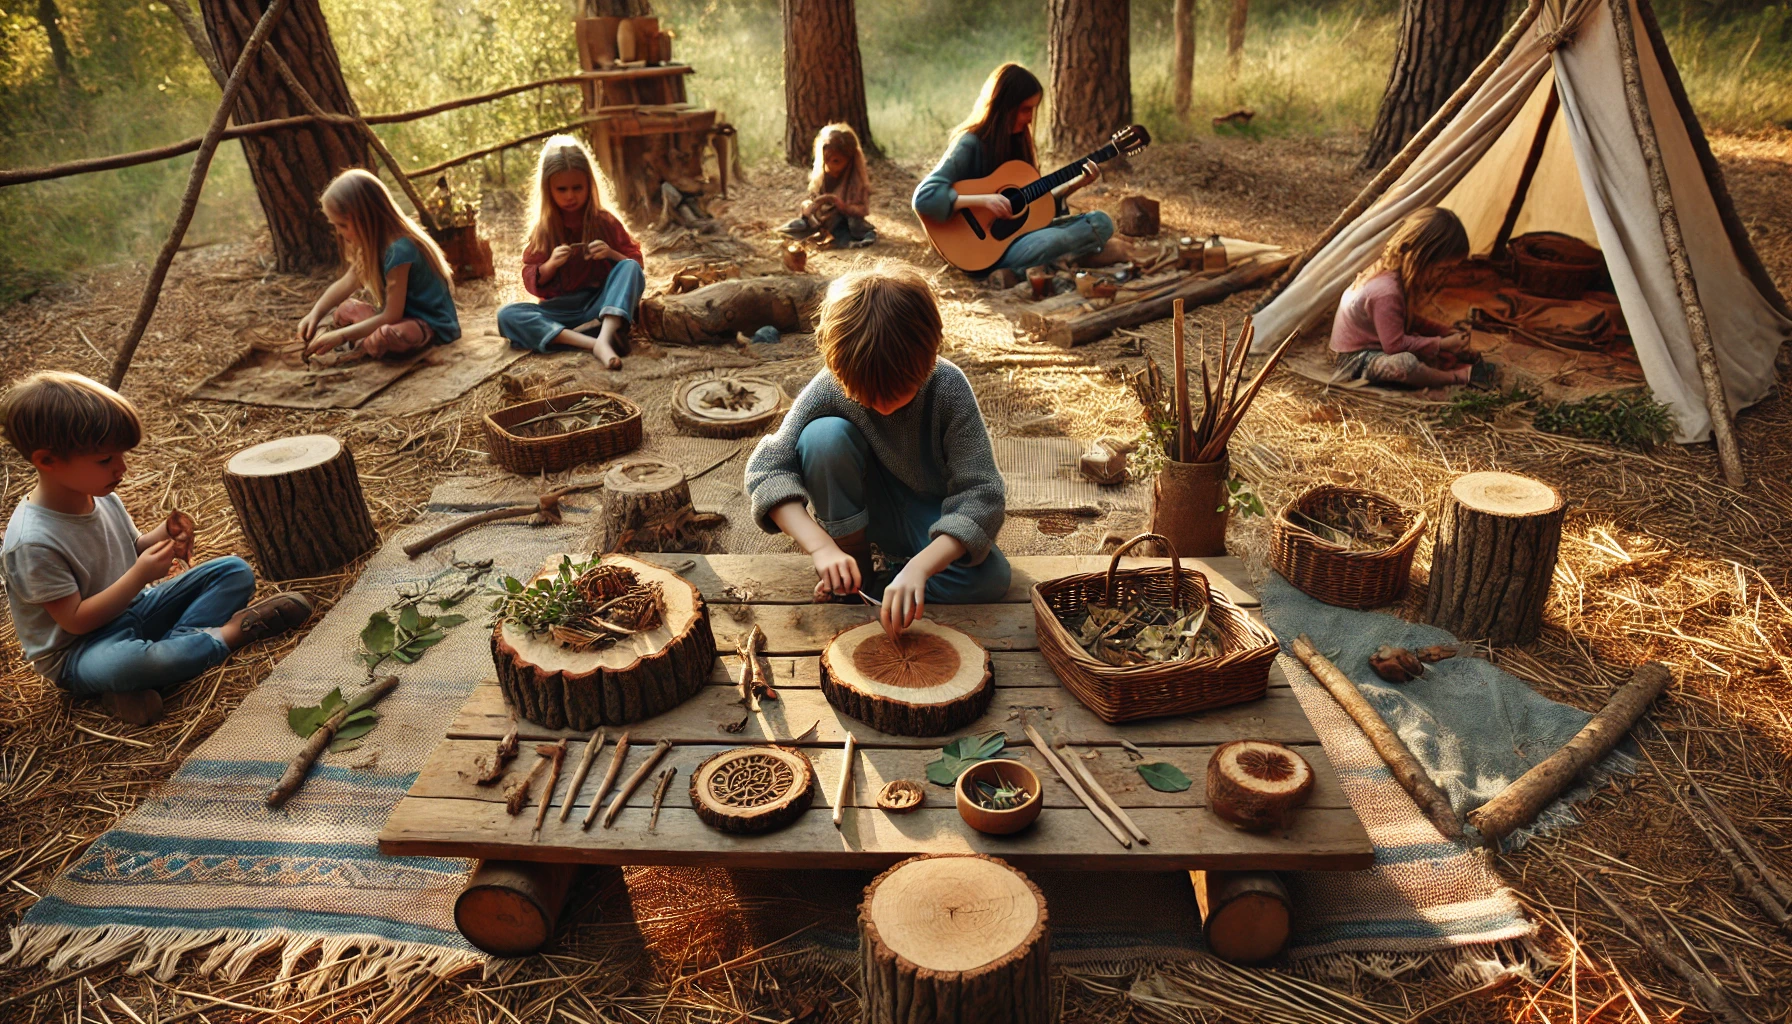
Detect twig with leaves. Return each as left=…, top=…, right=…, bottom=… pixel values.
left=361, top=559, right=491, bottom=676
left=268, top=676, right=399, bottom=807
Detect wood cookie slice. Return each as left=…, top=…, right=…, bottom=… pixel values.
left=1206, top=740, right=1314, bottom=832
left=671, top=375, right=786, bottom=438
left=820, top=620, right=993, bottom=737
left=689, top=745, right=816, bottom=834
left=492, top=554, right=716, bottom=730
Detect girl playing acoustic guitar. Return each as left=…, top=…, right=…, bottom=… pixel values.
left=912, top=63, right=1114, bottom=275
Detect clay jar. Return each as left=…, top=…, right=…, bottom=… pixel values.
left=1149, top=452, right=1229, bottom=558
left=955, top=759, right=1043, bottom=835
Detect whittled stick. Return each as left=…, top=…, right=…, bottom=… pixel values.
left=532, top=739, right=568, bottom=835
left=833, top=733, right=857, bottom=829
left=603, top=739, right=673, bottom=828
left=558, top=728, right=606, bottom=823
left=1023, top=723, right=1130, bottom=849
left=582, top=732, right=632, bottom=829
left=476, top=719, right=520, bottom=786
left=504, top=747, right=554, bottom=816
left=649, top=767, right=677, bottom=833
left=1059, top=742, right=1148, bottom=845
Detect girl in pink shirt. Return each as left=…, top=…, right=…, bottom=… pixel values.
left=1331, top=207, right=1486, bottom=389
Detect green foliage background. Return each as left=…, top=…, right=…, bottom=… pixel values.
left=2, top=0, right=1789, bottom=302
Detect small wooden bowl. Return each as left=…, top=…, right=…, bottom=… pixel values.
left=877, top=779, right=925, bottom=814
left=955, top=759, right=1042, bottom=835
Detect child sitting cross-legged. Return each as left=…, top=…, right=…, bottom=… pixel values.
left=746, top=267, right=1009, bottom=635
left=0, top=373, right=314, bottom=726
left=779, top=123, right=876, bottom=248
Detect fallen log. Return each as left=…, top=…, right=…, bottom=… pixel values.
left=1062, top=254, right=1292, bottom=347
left=267, top=675, right=398, bottom=807
left=638, top=275, right=829, bottom=345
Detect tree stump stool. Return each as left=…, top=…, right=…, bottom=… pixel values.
left=454, top=860, right=577, bottom=957
left=492, top=555, right=715, bottom=729
left=820, top=620, right=993, bottom=736
left=222, top=435, right=378, bottom=581
left=1422, top=471, right=1564, bottom=645
left=671, top=375, right=786, bottom=438
left=596, top=458, right=699, bottom=553
left=859, top=854, right=1050, bottom=1024
left=1117, top=195, right=1161, bottom=237
left=1191, top=870, right=1291, bottom=964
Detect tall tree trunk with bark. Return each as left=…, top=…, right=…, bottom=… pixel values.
left=1360, top=0, right=1509, bottom=170
left=36, top=0, right=78, bottom=94
left=1226, top=0, right=1247, bottom=75
left=583, top=0, right=651, bottom=14
left=1047, top=0, right=1130, bottom=159
left=781, top=0, right=878, bottom=166
left=1173, top=0, right=1196, bottom=121
left=201, top=0, right=367, bottom=272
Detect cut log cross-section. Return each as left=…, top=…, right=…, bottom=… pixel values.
left=1191, top=870, right=1292, bottom=964
left=222, top=434, right=378, bottom=581
left=454, top=860, right=577, bottom=958
left=492, top=555, right=716, bottom=730
left=820, top=620, right=993, bottom=736
left=859, top=854, right=1051, bottom=1024
left=1422, top=471, right=1565, bottom=645
left=672, top=375, right=787, bottom=438
left=689, top=745, right=816, bottom=834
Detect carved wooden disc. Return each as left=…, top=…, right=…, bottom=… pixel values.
left=1206, top=740, right=1314, bottom=832
left=820, top=620, right=993, bottom=737
left=689, top=745, right=816, bottom=834
left=671, top=375, right=786, bottom=438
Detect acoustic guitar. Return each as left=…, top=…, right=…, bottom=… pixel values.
left=919, top=124, right=1151, bottom=273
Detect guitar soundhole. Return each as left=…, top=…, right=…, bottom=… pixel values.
left=990, top=188, right=1031, bottom=241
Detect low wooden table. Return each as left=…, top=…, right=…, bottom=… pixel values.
left=378, top=555, right=1372, bottom=873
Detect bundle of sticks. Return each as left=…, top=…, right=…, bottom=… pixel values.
left=1165, top=303, right=1299, bottom=464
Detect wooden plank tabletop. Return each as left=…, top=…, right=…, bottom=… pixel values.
left=378, top=554, right=1373, bottom=872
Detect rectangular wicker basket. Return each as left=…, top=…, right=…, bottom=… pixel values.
left=1271, top=485, right=1425, bottom=609
left=1032, top=533, right=1279, bottom=724
left=482, top=390, right=642, bottom=475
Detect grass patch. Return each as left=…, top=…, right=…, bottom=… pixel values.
left=1533, top=389, right=1677, bottom=451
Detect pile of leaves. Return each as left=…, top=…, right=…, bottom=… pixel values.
left=505, top=394, right=633, bottom=438
left=491, top=556, right=666, bottom=652
left=1436, top=385, right=1537, bottom=427
left=1533, top=389, right=1676, bottom=451
left=1286, top=492, right=1405, bottom=552
left=967, top=768, right=1033, bottom=810
left=926, top=731, right=1007, bottom=786
left=700, top=381, right=758, bottom=411
left=359, top=559, right=490, bottom=674
left=287, top=688, right=381, bottom=754
left=1062, top=597, right=1225, bottom=666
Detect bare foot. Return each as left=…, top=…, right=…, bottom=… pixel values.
left=591, top=335, right=622, bottom=370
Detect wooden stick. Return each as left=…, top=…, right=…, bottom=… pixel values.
left=107, top=0, right=292, bottom=391
left=1173, top=299, right=1191, bottom=463
left=737, top=624, right=767, bottom=711
left=1194, top=328, right=1300, bottom=463
left=582, top=732, right=631, bottom=829
left=603, top=739, right=672, bottom=828
left=557, top=728, right=606, bottom=822
left=1575, top=869, right=1750, bottom=1024
left=1467, top=662, right=1670, bottom=843
left=267, top=675, right=397, bottom=807
left=1058, top=742, right=1149, bottom=845
left=531, top=739, right=568, bottom=835
left=1291, top=636, right=1461, bottom=839
left=162, top=0, right=226, bottom=87
left=504, top=747, right=554, bottom=816
left=402, top=494, right=562, bottom=558
left=649, top=767, right=676, bottom=832
left=1690, top=779, right=1792, bottom=911
left=833, top=733, right=856, bottom=829
left=475, top=720, right=519, bottom=785
left=1022, top=723, right=1130, bottom=849
left=1066, top=254, right=1292, bottom=346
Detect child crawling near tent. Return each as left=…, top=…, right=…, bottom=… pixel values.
left=1331, top=207, right=1496, bottom=390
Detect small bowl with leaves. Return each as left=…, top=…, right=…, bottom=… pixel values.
left=954, top=759, right=1042, bottom=835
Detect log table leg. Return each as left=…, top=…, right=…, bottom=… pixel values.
left=1191, top=870, right=1291, bottom=964
left=454, top=860, right=577, bottom=957
left=222, top=434, right=378, bottom=581
left=1422, top=471, right=1564, bottom=645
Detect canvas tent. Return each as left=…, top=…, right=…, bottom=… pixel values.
left=1251, top=0, right=1790, bottom=447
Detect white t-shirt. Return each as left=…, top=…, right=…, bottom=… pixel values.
left=1, top=494, right=140, bottom=680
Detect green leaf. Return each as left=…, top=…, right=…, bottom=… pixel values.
left=390, top=648, right=416, bottom=664
left=360, top=612, right=396, bottom=654
left=332, top=719, right=378, bottom=744
left=926, top=757, right=972, bottom=787
left=927, top=732, right=1009, bottom=787
left=505, top=577, right=524, bottom=594
left=328, top=738, right=363, bottom=754
left=398, top=604, right=422, bottom=634
left=1137, top=762, right=1192, bottom=793
left=403, top=630, right=447, bottom=655
left=318, top=688, right=345, bottom=714
left=343, top=708, right=379, bottom=726
left=288, top=705, right=325, bottom=738
left=435, top=614, right=467, bottom=629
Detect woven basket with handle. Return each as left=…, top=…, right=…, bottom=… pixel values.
left=1032, top=533, right=1278, bottom=724
left=482, top=390, right=642, bottom=475
left=1271, top=485, right=1425, bottom=609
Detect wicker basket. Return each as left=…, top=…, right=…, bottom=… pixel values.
left=1510, top=232, right=1603, bottom=299
left=482, top=390, right=642, bottom=474
left=1271, top=485, right=1425, bottom=609
left=1032, top=533, right=1278, bottom=724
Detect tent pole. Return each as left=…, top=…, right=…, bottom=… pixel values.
left=1634, top=0, right=1791, bottom=319
left=1255, top=0, right=1545, bottom=311
left=1491, top=81, right=1559, bottom=260
left=1608, top=0, right=1743, bottom=488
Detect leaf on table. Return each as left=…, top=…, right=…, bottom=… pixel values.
left=927, top=731, right=1009, bottom=787
left=332, top=719, right=378, bottom=744
left=398, top=604, right=422, bottom=634
left=329, top=738, right=363, bottom=754
left=343, top=708, right=379, bottom=726
left=287, top=687, right=345, bottom=739
left=1137, top=762, right=1192, bottom=793
left=361, top=612, right=396, bottom=655
left=435, top=614, right=468, bottom=629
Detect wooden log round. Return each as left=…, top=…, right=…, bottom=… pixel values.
left=819, top=620, right=993, bottom=737
left=492, top=555, right=716, bottom=730
left=597, top=458, right=697, bottom=553
left=454, top=860, right=577, bottom=957
left=1191, top=870, right=1291, bottom=964
left=221, top=434, right=378, bottom=581
left=637, top=274, right=828, bottom=345
left=671, top=375, right=786, bottom=438
left=1421, top=472, right=1564, bottom=645
left=1116, top=195, right=1161, bottom=237
left=859, top=854, right=1050, bottom=1024
left=688, top=745, right=816, bottom=834
left=1206, top=740, right=1314, bottom=832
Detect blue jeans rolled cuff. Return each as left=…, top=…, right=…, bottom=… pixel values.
left=499, top=259, right=645, bottom=353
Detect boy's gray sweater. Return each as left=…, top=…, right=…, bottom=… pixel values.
left=745, top=359, right=1006, bottom=560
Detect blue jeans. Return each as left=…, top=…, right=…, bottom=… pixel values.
left=995, top=211, right=1115, bottom=273
left=497, top=259, right=646, bottom=353
left=59, top=556, right=255, bottom=696
left=796, top=417, right=1010, bottom=604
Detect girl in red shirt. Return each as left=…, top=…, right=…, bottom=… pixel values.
left=498, top=136, right=644, bottom=369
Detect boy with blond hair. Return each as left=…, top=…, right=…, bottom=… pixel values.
left=746, top=267, right=1009, bottom=635
left=1, top=372, right=313, bottom=725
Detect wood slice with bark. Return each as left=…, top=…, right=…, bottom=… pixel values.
left=1191, top=870, right=1291, bottom=964
left=637, top=275, right=829, bottom=345
left=671, top=375, right=787, bottom=438
left=1117, top=196, right=1160, bottom=237
left=859, top=854, right=1050, bottom=1024
left=596, top=458, right=701, bottom=553
left=454, top=860, right=577, bottom=957
left=689, top=745, right=816, bottom=834
left=820, top=620, right=993, bottom=737
left=1206, top=740, right=1314, bottom=832
left=1421, top=471, right=1564, bottom=645
left=222, top=434, right=378, bottom=581
left=492, top=555, right=716, bottom=730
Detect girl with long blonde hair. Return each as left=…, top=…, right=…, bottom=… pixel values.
left=298, top=169, right=459, bottom=363
left=496, top=135, right=643, bottom=369
left=911, top=62, right=1113, bottom=275
left=779, top=123, right=876, bottom=247
left=1331, top=207, right=1490, bottom=389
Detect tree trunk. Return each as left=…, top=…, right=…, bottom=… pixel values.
left=781, top=0, right=878, bottom=165
left=820, top=620, right=993, bottom=736
left=638, top=274, right=829, bottom=344
left=1421, top=471, right=1564, bottom=645
left=1047, top=0, right=1130, bottom=160
left=1360, top=0, right=1509, bottom=170
left=583, top=0, right=651, bottom=14
left=1225, top=0, right=1247, bottom=73
left=201, top=0, right=367, bottom=272
left=1172, top=0, right=1196, bottom=120
left=222, top=434, right=379, bottom=581
left=596, top=458, right=699, bottom=553
left=36, top=0, right=78, bottom=94
left=1192, top=870, right=1291, bottom=964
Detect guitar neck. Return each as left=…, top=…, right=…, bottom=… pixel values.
left=1014, top=142, right=1121, bottom=207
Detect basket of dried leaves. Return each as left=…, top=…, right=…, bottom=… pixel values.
left=483, top=390, right=642, bottom=474
left=1272, top=485, right=1426, bottom=609
left=1032, top=533, right=1278, bottom=723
